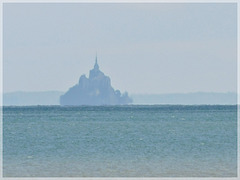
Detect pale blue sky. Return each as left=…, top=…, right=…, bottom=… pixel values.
left=3, top=3, right=237, bottom=94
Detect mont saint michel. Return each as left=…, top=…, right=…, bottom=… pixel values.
left=60, top=57, right=133, bottom=105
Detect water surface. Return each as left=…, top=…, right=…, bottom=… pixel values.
left=3, top=105, right=237, bottom=177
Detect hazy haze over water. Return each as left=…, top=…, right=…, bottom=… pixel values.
left=3, top=3, right=237, bottom=94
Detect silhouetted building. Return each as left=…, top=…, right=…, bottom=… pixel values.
left=60, top=56, right=133, bottom=105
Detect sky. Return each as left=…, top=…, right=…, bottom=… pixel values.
left=3, top=3, right=237, bottom=94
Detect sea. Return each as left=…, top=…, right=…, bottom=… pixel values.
left=3, top=105, right=238, bottom=177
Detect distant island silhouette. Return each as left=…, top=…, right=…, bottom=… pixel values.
left=60, top=56, right=133, bottom=105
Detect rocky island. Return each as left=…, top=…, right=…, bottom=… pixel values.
left=60, top=57, right=133, bottom=105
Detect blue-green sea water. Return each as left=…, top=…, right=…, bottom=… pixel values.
left=3, top=105, right=237, bottom=177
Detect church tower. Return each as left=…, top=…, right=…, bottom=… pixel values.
left=89, top=54, right=102, bottom=79
left=94, top=55, right=99, bottom=70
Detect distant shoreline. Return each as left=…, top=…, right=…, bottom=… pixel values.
left=2, top=91, right=237, bottom=106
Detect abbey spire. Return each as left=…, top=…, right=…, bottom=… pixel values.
left=94, top=54, right=99, bottom=70
left=89, top=54, right=103, bottom=79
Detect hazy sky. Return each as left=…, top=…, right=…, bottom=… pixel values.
left=3, top=3, right=237, bottom=94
